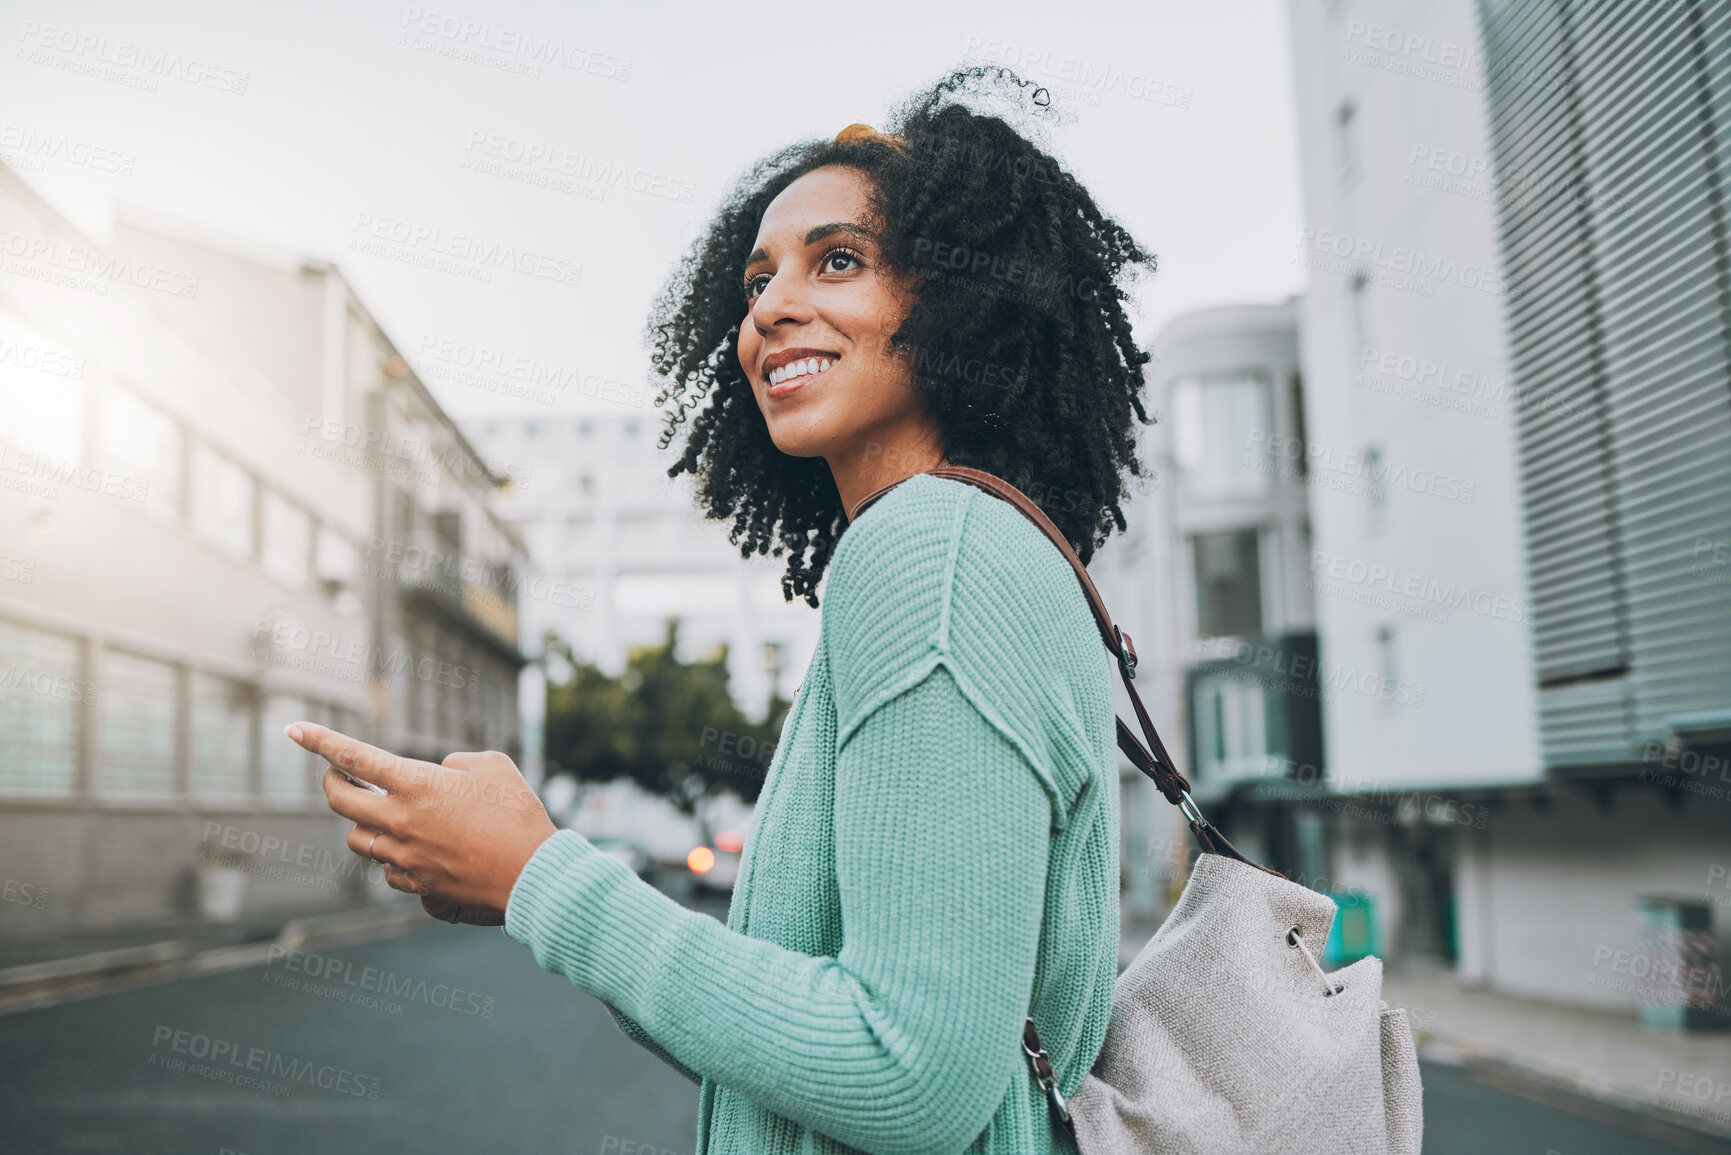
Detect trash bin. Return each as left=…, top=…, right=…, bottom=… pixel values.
left=1323, top=890, right=1376, bottom=968
left=195, top=857, right=251, bottom=922
left=1635, top=897, right=1723, bottom=1031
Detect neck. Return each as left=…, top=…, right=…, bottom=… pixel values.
left=829, top=430, right=948, bottom=521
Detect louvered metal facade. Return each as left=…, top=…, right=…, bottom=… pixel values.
left=1478, top=0, right=1731, bottom=767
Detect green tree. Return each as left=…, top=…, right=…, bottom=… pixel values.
left=543, top=621, right=789, bottom=817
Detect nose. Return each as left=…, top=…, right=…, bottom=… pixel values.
left=749, top=268, right=815, bottom=337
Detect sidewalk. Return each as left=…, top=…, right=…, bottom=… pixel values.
left=0, top=898, right=424, bottom=1017
left=1382, top=965, right=1731, bottom=1142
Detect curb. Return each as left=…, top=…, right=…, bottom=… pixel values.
left=1415, top=1033, right=1731, bottom=1147
left=0, top=900, right=424, bottom=1018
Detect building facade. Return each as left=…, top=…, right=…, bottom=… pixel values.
left=1280, top=0, right=1731, bottom=1008
left=1093, top=300, right=1323, bottom=924
left=469, top=413, right=822, bottom=736
left=0, top=167, right=525, bottom=935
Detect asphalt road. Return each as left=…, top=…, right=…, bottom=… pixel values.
left=0, top=919, right=702, bottom=1155
left=1, top=911, right=1727, bottom=1155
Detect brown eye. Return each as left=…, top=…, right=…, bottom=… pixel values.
left=822, top=247, right=862, bottom=273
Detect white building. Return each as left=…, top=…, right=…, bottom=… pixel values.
left=470, top=413, right=822, bottom=739
left=0, top=165, right=526, bottom=934
left=1093, top=299, right=1321, bottom=923
left=1285, top=0, right=1731, bottom=1011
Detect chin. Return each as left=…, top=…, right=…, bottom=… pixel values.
left=763, top=419, right=832, bottom=460
left=760, top=394, right=844, bottom=460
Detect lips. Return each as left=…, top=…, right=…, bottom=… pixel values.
left=761, top=348, right=840, bottom=399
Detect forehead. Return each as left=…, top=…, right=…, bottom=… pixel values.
left=752, top=165, right=875, bottom=247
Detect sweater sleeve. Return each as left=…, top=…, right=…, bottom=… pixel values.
left=504, top=665, right=1053, bottom=1155
left=604, top=1003, right=702, bottom=1086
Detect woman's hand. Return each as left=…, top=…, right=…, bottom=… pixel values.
left=284, top=721, right=558, bottom=918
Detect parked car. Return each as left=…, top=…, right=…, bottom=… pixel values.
left=589, top=836, right=655, bottom=882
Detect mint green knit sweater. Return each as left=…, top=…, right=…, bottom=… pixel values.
left=505, top=474, right=1121, bottom=1155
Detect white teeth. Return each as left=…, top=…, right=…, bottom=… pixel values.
left=767, top=356, right=836, bottom=386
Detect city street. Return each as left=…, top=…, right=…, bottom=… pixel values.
left=2, top=907, right=1727, bottom=1155
left=0, top=918, right=700, bottom=1155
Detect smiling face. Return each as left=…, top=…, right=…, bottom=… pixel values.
left=736, top=165, right=936, bottom=473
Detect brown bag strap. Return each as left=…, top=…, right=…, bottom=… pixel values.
left=848, top=465, right=1274, bottom=874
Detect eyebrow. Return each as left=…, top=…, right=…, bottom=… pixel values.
left=745, top=222, right=878, bottom=269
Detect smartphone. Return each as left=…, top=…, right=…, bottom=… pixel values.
left=337, top=769, right=389, bottom=797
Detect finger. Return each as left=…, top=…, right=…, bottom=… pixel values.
left=285, top=721, right=438, bottom=794
left=383, top=865, right=426, bottom=894
left=322, top=767, right=395, bottom=829
left=441, top=750, right=488, bottom=771
left=345, top=824, right=395, bottom=865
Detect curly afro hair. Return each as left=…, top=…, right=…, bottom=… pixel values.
left=648, top=66, right=1158, bottom=607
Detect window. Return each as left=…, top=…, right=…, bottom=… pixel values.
left=1364, top=445, right=1387, bottom=533
left=441, top=641, right=465, bottom=744
left=0, top=620, right=82, bottom=795
left=1376, top=624, right=1398, bottom=715
left=1193, top=529, right=1264, bottom=639
left=96, top=650, right=178, bottom=796
left=408, top=628, right=432, bottom=735
left=478, top=661, right=499, bottom=748
left=1350, top=270, right=1370, bottom=350
left=1171, top=372, right=1276, bottom=499
left=1335, top=98, right=1359, bottom=182
left=192, top=444, right=255, bottom=558
left=1193, top=672, right=1268, bottom=783
left=261, top=491, right=312, bottom=587
left=260, top=694, right=315, bottom=800
left=395, top=487, right=416, bottom=540
left=433, top=508, right=462, bottom=553
left=190, top=673, right=253, bottom=797
left=389, top=631, right=412, bottom=732
left=314, top=527, right=361, bottom=603
left=1289, top=373, right=1309, bottom=478
left=103, top=385, right=183, bottom=521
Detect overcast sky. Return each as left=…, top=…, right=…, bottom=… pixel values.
left=2, top=0, right=1306, bottom=420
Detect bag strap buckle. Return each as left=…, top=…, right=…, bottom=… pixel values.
left=1113, top=623, right=1138, bottom=681
left=1023, top=1018, right=1076, bottom=1138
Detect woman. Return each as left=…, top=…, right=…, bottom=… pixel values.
left=290, top=66, right=1158, bottom=1154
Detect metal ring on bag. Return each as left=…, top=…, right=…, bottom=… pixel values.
left=1022, top=1019, right=1075, bottom=1136
left=1178, top=790, right=1206, bottom=826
